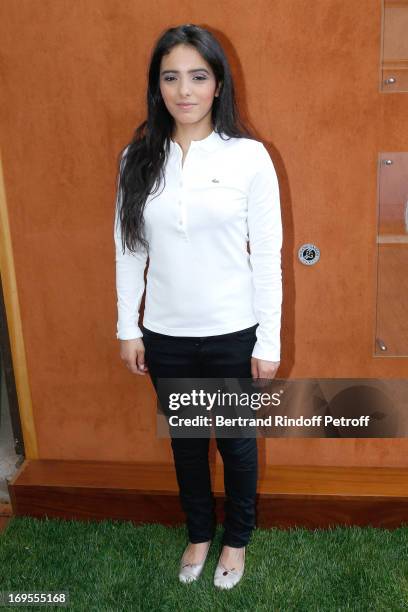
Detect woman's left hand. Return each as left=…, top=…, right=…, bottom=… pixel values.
left=251, top=357, right=280, bottom=387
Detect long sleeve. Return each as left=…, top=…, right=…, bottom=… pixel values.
left=114, top=150, right=148, bottom=340
left=247, top=143, right=283, bottom=362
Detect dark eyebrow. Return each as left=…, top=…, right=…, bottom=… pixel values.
left=160, top=68, right=210, bottom=75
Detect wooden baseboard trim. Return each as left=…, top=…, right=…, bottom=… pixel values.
left=7, top=460, right=408, bottom=529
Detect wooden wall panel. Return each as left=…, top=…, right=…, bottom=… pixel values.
left=0, top=1, right=407, bottom=467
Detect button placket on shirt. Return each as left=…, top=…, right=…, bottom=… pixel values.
left=174, top=141, right=194, bottom=240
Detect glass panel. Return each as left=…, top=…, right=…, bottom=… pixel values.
left=381, top=0, right=408, bottom=92
left=375, top=153, right=408, bottom=356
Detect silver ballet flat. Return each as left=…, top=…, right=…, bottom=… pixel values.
left=214, top=546, right=246, bottom=589
left=178, top=540, right=212, bottom=584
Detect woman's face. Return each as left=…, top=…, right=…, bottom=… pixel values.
left=159, top=44, right=220, bottom=130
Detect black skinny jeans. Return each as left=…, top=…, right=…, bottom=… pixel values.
left=142, top=323, right=259, bottom=548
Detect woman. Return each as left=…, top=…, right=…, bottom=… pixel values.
left=114, top=24, right=282, bottom=589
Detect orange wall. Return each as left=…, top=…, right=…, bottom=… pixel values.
left=1, top=1, right=407, bottom=467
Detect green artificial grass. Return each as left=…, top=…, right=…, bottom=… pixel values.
left=0, top=517, right=407, bottom=611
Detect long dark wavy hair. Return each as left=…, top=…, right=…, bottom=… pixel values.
left=115, top=23, right=255, bottom=255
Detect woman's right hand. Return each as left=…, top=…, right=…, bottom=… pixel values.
left=119, top=338, right=149, bottom=375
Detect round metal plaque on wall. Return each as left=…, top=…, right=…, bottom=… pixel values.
left=298, top=243, right=320, bottom=266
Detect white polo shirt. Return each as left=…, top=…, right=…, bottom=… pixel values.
left=114, top=129, right=283, bottom=361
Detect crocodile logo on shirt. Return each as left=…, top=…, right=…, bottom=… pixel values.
left=211, top=178, right=220, bottom=183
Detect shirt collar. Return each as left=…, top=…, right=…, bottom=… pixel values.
left=169, top=129, right=224, bottom=154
